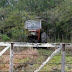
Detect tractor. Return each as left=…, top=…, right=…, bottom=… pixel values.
left=25, top=20, right=47, bottom=43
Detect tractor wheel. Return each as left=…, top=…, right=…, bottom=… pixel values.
left=41, top=32, right=47, bottom=43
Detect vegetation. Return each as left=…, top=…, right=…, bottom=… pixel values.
left=0, top=1, right=72, bottom=71
left=0, top=0, right=72, bottom=42
left=0, top=47, right=72, bottom=72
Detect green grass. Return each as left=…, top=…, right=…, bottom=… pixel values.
left=35, top=48, right=72, bottom=72
left=13, top=48, right=72, bottom=72
left=19, top=58, right=30, bottom=63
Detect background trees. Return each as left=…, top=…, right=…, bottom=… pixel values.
left=0, top=0, right=72, bottom=42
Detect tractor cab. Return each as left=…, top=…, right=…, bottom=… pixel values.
left=25, top=20, right=41, bottom=31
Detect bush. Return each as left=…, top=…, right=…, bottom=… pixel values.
left=12, top=29, right=29, bottom=42
left=3, top=34, right=10, bottom=41
left=0, top=33, right=2, bottom=41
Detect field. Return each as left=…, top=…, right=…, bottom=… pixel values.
left=0, top=46, right=72, bottom=72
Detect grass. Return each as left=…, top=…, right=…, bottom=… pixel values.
left=0, top=47, right=72, bottom=72
left=14, top=48, right=72, bottom=71
left=33, top=48, right=72, bottom=72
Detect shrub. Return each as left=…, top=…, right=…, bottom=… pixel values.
left=0, top=33, right=2, bottom=40
left=3, top=34, right=10, bottom=41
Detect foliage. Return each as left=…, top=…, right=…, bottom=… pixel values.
left=40, top=0, right=72, bottom=42
left=0, top=33, right=10, bottom=41
left=2, top=34, right=10, bottom=41
left=0, top=0, right=72, bottom=42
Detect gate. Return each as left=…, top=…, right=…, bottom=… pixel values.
left=0, top=42, right=71, bottom=72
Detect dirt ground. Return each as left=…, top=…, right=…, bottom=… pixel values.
left=0, top=47, right=39, bottom=71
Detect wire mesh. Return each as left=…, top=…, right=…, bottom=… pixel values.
left=0, top=44, right=72, bottom=72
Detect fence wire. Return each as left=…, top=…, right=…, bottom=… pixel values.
left=0, top=44, right=72, bottom=72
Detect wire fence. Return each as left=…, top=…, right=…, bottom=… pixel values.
left=0, top=42, right=72, bottom=72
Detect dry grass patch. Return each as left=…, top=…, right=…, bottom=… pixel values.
left=14, top=48, right=39, bottom=71
left=14, top=48, right=39, bottom=59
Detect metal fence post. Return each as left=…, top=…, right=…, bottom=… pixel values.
left=61, top=44, right=65, bottom=72
left=9, top=43, right=14, bottom=72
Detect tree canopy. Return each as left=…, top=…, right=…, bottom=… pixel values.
left=0, top=0, right=72, bottom=42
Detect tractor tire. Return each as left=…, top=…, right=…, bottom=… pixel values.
left=41, top=32, right=47, bottom=43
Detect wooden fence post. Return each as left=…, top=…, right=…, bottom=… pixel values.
left=61, top=44, right=65, bottom=72
left=9, top=43, right=14, bottom=72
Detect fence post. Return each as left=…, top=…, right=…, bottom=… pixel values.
left=9, top=43, right=14, bottom=72
left=61, top=44, right=65, bottom=72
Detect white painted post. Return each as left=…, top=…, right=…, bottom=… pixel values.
left=9, top=43, right=14, bottom=72
left=61, top=44, right=65, bottom=72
